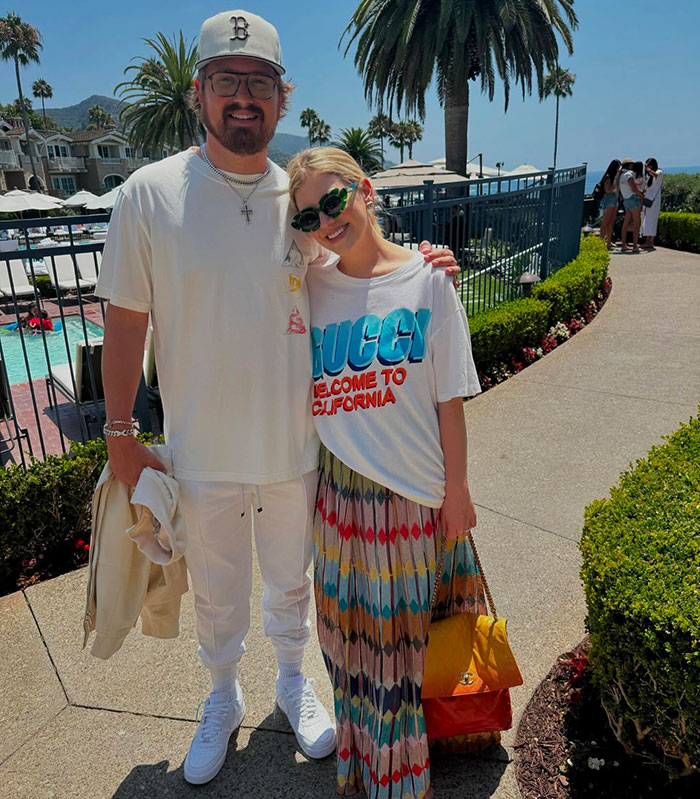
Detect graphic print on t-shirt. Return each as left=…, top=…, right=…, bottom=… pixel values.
left=283, top=241, right=304, bottom=269
left=311, top=308, right=431, bottom=416
left=286, top=306, right=307, bottom=335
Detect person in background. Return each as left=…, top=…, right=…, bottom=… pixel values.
left=20, top=303, right=39, bottom=329
left=598, top=159, right=621, bottom=250
left=641, top=158, right=663, bottom=250
left=619, top=160, right=645, bottom=252
left=28, top=309, right=54, bottom=332
left=288, top=147, right=488, bottom=799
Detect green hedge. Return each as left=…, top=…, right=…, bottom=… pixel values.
left=660, top=173, right=700, bottom=214
left=580, top=413, right=700, bottom=778
left=657, top=212, right=700, bottom=254
left=0, top=439, right=108, bottom=594
left=469, top=237, right=610, bottom=369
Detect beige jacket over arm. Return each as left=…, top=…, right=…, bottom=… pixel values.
left=83, top=445, right=188, bottom=659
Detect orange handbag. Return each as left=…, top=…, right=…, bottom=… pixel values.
left=422, top=530, right=523, bottom=739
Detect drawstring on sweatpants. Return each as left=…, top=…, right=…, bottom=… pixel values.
left=240, top=484, right=264, bottom=517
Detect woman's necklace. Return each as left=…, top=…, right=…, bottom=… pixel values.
left=200, top=144, right=270, bottom=224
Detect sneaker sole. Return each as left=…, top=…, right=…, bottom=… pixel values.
left=276, top=696, right=336, bottom=760
left=183, top=707, right=246, bottom=785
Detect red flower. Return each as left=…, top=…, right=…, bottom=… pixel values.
left=540, top=334, right=558, bottom=353
left=75, top=539, right=85, bottom=549
left=83, top=544, right=90, bottom=552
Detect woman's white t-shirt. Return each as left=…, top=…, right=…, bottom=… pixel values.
left=619, top=170, right=636, bottom=199
left=306, top=253, right=481, bottom=508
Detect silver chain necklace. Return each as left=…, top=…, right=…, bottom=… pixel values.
left=200, top=144, right=270, bottom=224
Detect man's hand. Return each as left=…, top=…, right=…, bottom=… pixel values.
left=107, top=436, right=167, bottom=487
left=419, top=240, right=460, bottom=277
left=441, top=481, right=477, bottom=540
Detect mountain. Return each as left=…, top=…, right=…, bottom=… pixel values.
left=44, top=95, right=124, bottom=130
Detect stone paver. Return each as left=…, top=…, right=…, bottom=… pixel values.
left=0, top=592, right=66, bottom=764
left=1, top=246, right=698, bottom=798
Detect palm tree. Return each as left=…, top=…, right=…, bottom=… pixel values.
left=388, top=121, right=411, bottom=163
left=342, top=0, right=577, bottom=176
left=116, top=31, right=199, bottom=153
left=405, top=120, right=423, bottom=159
left=542, top=65, right=575, bottom=169
left=0, top=12, right=42, bottom=189
left=32, top=78, right=52, bottom=126
left=311, top=119, right=332, bottom=147
left=334, top=127, right=382, bottom=174
left=88, top=105, right=114, bottom=129
left=300, top=108, right=319, bottom=147
left=368, top=111, right=393, bottom=168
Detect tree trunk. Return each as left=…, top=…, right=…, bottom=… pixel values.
left=16, top=57, right=40, bottom=190
left=400, top=143, right=404, bottom=162
left=553, top=96, right=560, bottom=170
left=408, top=141, right=413, bottom=159
left=41, top=97, right=46, bottom=125
left=445, top=76, right=469, bottom=177
left=380, top=135, right=384, bottom=169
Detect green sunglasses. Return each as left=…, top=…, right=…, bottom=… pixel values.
left=291, top=182, right=359, bottom=232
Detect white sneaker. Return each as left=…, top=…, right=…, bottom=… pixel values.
left=184, top=684, right=246, bottom=785
left=276, top=675, right=336, bottom=759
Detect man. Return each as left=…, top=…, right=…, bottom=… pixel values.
left=96, top=9, right=454, bottom=786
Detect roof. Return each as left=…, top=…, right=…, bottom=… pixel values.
left=67, top=128, right=124, bottom=142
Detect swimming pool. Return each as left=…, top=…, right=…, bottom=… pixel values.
left=0, top=316, right=104, bottom=385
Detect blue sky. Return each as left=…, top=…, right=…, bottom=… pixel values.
left=5, top=0, right=699, bottom=171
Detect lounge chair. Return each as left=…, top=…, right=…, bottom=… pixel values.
left=0, top=259, right=36, bottom=302
left=47, top=254, right=95, bottom=295
left=73, top=251, right=101, bottom=285
left=0, top=354, right=32, bottom=460
left=46, top=338, right=105, bottom=439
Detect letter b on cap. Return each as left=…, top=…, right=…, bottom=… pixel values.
left=230, top=15, right=249, bottom=41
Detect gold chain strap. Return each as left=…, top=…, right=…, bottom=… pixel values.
left=431, top=529, right=498, bottom=620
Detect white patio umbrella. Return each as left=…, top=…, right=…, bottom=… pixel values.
left=63, top=189, right=100, bottom=208
left=83, top=186, right=122, bottom=210
left=0, top=189, right=65, bottom=213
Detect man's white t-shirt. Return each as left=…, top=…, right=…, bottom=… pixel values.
left=96, top=149, right=328, bottom=483
left=306, top=253, right=481, bottom=508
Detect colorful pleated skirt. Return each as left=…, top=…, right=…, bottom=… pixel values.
left=313, top=447, right=495, bottom=799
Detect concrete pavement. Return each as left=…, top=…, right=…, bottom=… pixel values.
left=1, top=246, right=698, bottom=799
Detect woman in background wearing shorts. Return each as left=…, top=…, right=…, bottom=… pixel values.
left=599, top=159, right=621, bottom=250
left=619, top=161, right=646, bottom=252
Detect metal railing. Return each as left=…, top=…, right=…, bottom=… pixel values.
left=1, top=165, right=585, bottom=466
left=0, top=215, right=156, bottom=467
left=376, top=165, right=587, bottom=315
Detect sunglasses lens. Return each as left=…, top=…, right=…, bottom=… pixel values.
left=320, top=192, right=344, bottom=217
left=297, top=210, right=320, bottom=232
left=248, top=75, right=276, bottom=99
left=211, top=73, right=240, bottom=96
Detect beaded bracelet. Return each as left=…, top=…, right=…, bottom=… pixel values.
left=103, top=419, right=137, bottom=437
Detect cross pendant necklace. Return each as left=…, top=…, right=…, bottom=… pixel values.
left=200, top=144, right=270, bottom=225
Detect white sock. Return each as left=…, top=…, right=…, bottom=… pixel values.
left=277, top=658, right=303, bottom=682
left=209, top=663, right=238, bottom=699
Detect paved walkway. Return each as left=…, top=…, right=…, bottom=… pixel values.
left=1, top=246, right=698, bottom=799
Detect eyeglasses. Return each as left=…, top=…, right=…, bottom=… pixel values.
left=291, top=182, right=359, bottom=232
left=205, top=71, right=277, bottom=100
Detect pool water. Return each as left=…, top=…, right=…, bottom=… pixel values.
left=0, top=316, right=104, bottom=385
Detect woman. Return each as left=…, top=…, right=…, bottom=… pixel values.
left=619, top=161, right=646, bottom=252
left=641, top=158, right=664, bottom=249
left=287, top=147, right=488, bottom=799
left=598, top=159, right=621, bottom=250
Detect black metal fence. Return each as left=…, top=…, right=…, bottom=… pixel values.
left=1, top=165, right=585, bottom=466
left=376, top=165, right=587, bottom=315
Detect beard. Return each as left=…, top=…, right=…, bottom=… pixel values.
left=201, top=101, right=276, bottom=156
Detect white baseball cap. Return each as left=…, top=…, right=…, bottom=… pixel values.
left=196, top=10, right=285, bottom=75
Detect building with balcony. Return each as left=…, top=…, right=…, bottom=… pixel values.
left=0, top=118, right=175, bottom=197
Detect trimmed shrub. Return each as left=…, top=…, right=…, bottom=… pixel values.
left=657, top=212, right=700, bottom=254
left=469, top=236, right=610, bottom=369
left=469, top=298, right=550, bottom=370
left=580, top=413, right=700, bottom=778
left=0, top=439, right=108, bottom=594
left=532, top=236, right=610, bottom=326
left=661, top=173, right=700, bottom=214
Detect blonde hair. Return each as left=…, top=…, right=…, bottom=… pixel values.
left=287, top=147, right=382, bottom=234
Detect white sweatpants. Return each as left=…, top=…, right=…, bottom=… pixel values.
left=179, top=471, right=317, bottom=672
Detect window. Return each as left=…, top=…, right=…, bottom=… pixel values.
left=104, top=174, right=125, bottom=190
left=97, top=144, right=116, bottom=159
left=47, top=144, right=69, bottom=158
left=0, top=139, right=11, bottom=151
left=125, top=146, right=133, bottom=158
left=142, top=150, right=151, bottom=159
left=52, top=176, right=76, bottom=193
left=161, top=150, right=167, bottom=160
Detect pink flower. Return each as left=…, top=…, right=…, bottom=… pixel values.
left=540, top=334, right=558, bottom=353
left=521, top=347, right=536, bottom=364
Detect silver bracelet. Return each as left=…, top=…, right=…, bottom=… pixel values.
left=103, top=419, right=137, bottom=437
